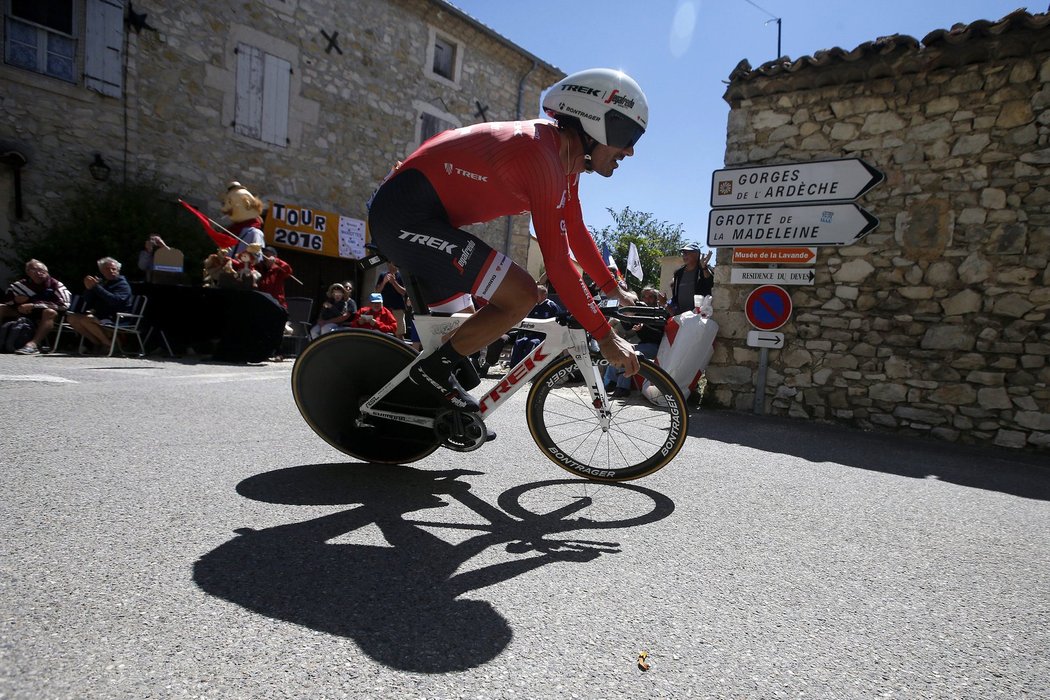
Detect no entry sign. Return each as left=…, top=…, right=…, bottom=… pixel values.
left=745, top=285, right=793, bottom=331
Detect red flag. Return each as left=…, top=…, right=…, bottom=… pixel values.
left=179, top=199, right=238, bottom=248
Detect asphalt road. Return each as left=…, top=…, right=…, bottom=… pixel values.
left=1, top=353, right=1047, bottom=699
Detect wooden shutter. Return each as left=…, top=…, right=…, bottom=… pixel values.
left=235, top=43, right=263, bottom=140
left=261, top=53, right=290, bottom=146
left=84, top=0, right=124, bottom=97
left=236, top=44, right=289, bottom=147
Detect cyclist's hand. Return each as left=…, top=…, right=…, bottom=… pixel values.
left=598, top=332, right=640, bottom=377
left=611, top=287, right=638, bottom=306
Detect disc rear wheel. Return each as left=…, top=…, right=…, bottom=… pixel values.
left=291, top=330, right=442, bottom=464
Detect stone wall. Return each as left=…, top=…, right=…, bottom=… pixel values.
left=0, top=0, right=561, bottom=279
left=711, top=12, right=1050, bottom=450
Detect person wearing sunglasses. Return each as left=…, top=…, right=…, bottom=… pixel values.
left=367, top=68, right=648, bottom=412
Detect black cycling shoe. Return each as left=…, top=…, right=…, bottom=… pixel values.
left=410, top=360, right=481, bottom=412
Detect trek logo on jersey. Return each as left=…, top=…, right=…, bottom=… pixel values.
left=452, top=239, right=476, bottom=275
left=398, top=231, right=458, bottom=254
left=443, top=162, right=489, bottom=182
left=556, top=190, right=567, bottom=210
left=604, top=89, right=636, bottom=110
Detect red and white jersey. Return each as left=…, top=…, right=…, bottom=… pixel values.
left=400, top=119, right=618, bottom=339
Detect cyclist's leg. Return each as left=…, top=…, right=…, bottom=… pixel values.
left=368, top=169, right=537, bottom=409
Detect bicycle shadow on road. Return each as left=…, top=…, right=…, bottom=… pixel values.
left=192, top=463, right=674, bottom=673
left=693, top=409, right=1050, bottom=500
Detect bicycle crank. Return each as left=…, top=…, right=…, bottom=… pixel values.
left=434, top=409, right=490, bottom=452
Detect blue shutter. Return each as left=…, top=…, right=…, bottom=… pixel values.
left=84, top=0, right=124, bottom=97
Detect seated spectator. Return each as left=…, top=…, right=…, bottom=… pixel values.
left=604, top=287, right=664, bottom=397
left=255, top=246, right=295, bottom=308
left=1, top=258, right=71, bottom=355
left=66, top=256, right=134, bottom=352
left=137, top=234, right=169, bottom=281
left=508, top=285, right=563, bottom=368
left=349, top=292, right=397, bottom=335
left=309, top=283, right=354, bottom=339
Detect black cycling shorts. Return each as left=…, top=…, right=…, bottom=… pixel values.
left=367, top=168, right=511, bottom=312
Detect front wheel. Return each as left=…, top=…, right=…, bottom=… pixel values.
left=526, top=356, right=689, bottom=482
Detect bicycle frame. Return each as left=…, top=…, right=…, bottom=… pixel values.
left=359, top=313, right=607, bottom=428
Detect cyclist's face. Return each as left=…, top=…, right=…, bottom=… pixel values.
left=590, top=143, right=635, bottom=178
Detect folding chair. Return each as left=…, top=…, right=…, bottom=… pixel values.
left=92, top=294, right=149, bottom=357
left=283, top=296, right=314, bottom=357
left=49, top=294, right=83, bottom=353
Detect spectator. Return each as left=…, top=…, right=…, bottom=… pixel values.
left=349, top=292, right=397, bottom=335
left=604, top=287, right=664, bottom=397
left=0, top=258, right=71, bottom=355
left=309, top=283, right=354, bottom=339
left=66, top=256, right=134, bottom=352
left=255, top=246, right=294, bottom=308
left=508, top=285, right=563, bottom=368
left=668, top=243, right=713, bottom=315
left=137, top=234, right=169, bottom=281
left=375, top=262, right=407, bottom=338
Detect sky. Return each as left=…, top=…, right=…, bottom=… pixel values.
left=446, top=0, right=1035, bottom=251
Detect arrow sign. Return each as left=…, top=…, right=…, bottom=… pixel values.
left=707, top=203, right=879, bottom=248
left=731, top=267, right=815, bottom=286
left=711, top=158, right=884, bottom=208
left=747, top=330, right=785, bottom=349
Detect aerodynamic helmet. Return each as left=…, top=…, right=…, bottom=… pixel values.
left=541, top=68, right=648, bottom=150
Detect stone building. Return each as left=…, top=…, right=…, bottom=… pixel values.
left=0, top=0, right=561, bottom=292
left=709, top=9, right=1050, bottom=450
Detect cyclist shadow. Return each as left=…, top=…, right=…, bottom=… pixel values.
left=192, top=463, right=674, bottom=673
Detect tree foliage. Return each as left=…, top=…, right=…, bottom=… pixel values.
left=2, top=181, right=218, bottom=286
left=591, top=206, right=689, bottom=294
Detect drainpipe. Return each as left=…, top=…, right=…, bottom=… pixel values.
left=505, top=61, right=538, bottom=255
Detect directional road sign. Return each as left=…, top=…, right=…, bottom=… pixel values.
left=745, top=285, right=792, bottom=331
left=731, top=267, right=815, bottom=286
left=707, top=203, right=879, bottom=248
left=747, top=330, right=785, bottom=349
left=732, top=247, right=817, bottom=265
left=711, top=158, right=885, bottom=208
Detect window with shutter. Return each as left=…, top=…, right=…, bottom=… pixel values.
left=425, top=27, right=461, bottom=87
left=432, top=36, right=454, bottom=80
left=4, top=0, right=77, bottom=83
left=235, top=42, right=290, bottom=147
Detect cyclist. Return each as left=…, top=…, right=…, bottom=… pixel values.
left=367, top=68, right=647, bottom=411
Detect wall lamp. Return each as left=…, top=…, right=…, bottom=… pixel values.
left=89, top=153, right=111, bottom=182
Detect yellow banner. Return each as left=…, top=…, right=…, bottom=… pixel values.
left=264, top=201, right=366, bottom=259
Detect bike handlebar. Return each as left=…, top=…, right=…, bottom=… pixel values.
left=557, top=303, right=669, bottom=331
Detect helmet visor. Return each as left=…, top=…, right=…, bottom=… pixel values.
left=604, top=109, right=645, bottom=150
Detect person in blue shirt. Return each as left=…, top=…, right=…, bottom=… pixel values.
left=66, top=256, right=134, bottom=352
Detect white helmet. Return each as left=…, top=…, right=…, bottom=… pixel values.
left=542, top=68, right=648, bottom=150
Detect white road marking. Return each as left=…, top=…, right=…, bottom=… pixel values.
left=0, top=374, right=79, bottom=384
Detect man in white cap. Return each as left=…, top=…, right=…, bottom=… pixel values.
left=668, top=242, right=713, bottom=315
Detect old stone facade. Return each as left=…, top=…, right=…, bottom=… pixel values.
left=0, top=0, right=561, bottom=285
left=710, top=10, right=1050, bottom=450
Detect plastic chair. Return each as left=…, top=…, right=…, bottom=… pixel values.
left=283, top=296, right=314, bottom=357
